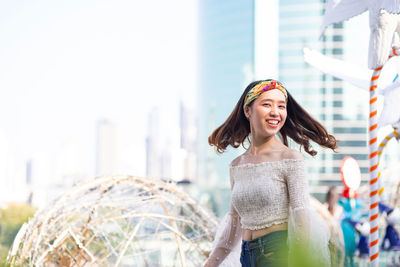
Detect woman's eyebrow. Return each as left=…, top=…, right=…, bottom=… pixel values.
left=260, top=98, right=286, bottom=104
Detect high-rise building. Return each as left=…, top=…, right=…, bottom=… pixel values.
left=0, top=132, right=9, bottom=204
left=95, top=119, right=116, bottom=176
left=197, top=0, right=256, bottom=215
left=146, top=107, right=180, bottom=181
left=180, top=101, right=197, bottom=182
left=0, top=132, right=29, bottom=205
left=146, top=103, right=196, bottom=182
left=26, top=159, right=32, bottom=185
left=278, top=0, right=367, bottom=194
left=146, top=108, right=163, bottom=179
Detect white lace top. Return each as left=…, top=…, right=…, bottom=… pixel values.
left=230, top=158, right=309, bottom=230
left=204, top=158, right=316, bottom=267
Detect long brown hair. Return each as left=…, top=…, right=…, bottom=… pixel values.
left=208, top=79, right=338, bottom=156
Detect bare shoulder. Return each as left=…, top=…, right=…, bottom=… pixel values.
left=281, top=148, right=304, bottom=160
left=230, top=155, right=243, bottom=167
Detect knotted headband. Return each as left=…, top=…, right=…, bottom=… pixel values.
left=243, top=80, right=288, bottom=108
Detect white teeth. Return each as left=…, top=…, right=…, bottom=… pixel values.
left=267, top=120, right=279, bottom=125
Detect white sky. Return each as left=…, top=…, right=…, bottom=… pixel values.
left=0, top=0, right=197, bottom=179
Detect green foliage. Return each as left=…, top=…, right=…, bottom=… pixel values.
left=0, top=203, right=36, bottom=266
left=0, top=245, right=9, bottom=266
left=289, top=242, right=327, bottom=267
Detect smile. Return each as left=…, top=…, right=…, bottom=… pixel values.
left=266, top=120, right=280, bottom=127
left=267, top=120, right=279, bottom=125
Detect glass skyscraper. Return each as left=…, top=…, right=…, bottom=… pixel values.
left=278, top=0, right=369, bottom=195
left=198, top=0, right=400, bottom=206
left=197, top=0, right=255, bottom=215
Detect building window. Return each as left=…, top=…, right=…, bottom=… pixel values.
left=333, top=114, right=344, bottom=120
left=332, top=101, right=343, bottom=107
left=332, top=154, right=368, bottom=160
left=333, top=35, right=343, bottom=41
left=333, top=88, right=343, bottom=94
left=333, top=127, right=366, bottom=134
left=333, top=167, right=368, bottom=173
left=332, top=48, right=343, bottom=55
left=339, top=140, right=367, bottom=147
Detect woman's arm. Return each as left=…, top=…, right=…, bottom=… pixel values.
left=285, top=155, right=311, bottom=245
left=204, top=210, right=242, bottom=266
left=204, top=172, right=242, bottom=267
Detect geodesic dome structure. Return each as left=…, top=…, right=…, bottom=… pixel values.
left=7, top=176, right=218, bottom=266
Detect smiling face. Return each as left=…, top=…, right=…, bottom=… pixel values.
left=244, top=89, right=287, bottom=139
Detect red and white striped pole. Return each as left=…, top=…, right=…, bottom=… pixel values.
left=369, top=47, right=400, bottom=266
left=369, top=64, right=381, bottom=266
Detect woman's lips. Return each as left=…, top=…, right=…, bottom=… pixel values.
left=266, top=119, right=279, bottom=128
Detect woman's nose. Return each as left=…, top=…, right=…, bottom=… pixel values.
left=270, top=106, right=279, bottom=116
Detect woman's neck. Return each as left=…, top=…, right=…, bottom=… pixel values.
left=247, top=135, right=283, bottom=156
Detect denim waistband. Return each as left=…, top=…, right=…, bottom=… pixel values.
left=241, top=230, right=288, bottom=251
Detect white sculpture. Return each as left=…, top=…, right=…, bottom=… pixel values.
left=379, top=81, right=400, bottom=131
left=320, top=0, right=400, bottom=69
left=6, top=176, right=217, bottom=267
left=303, top=47, right=400, bottom=130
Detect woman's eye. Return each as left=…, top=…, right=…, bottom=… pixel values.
left=263, top=103, right=271, bottom=107
left=279, top=106, right=286, bottom=109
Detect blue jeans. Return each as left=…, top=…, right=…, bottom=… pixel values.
left=240, top=230, right=288, bottom=267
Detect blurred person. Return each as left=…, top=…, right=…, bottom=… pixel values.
left=324, top=186, right=343, bottom=220
left=322, top=186, right=346, bottom=266
left=338, top=187, right=364, bottom=267
left=380, top=203, right=400, bottom=266
left=204, top=79, right=338, bottom=267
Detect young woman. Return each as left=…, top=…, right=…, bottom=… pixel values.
left=204, top=79, right=338, bottom=267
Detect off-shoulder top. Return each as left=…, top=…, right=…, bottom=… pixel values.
left=204, top=158, right=312, bottom=266
left=230, top=158, right=309, bottom=230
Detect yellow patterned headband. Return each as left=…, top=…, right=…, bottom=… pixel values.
left=243, top=80, right=287, bottom=108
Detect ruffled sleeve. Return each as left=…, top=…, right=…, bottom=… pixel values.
left=204, top=170, right=242, bottom=267
left=286, top=159, right=311, bottom=242
left=286, top=159, right=331, bottom=266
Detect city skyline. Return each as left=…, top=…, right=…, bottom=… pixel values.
left=1, top=0, right=399, bottom=208
left=0, top=0, right=197, bottom=206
